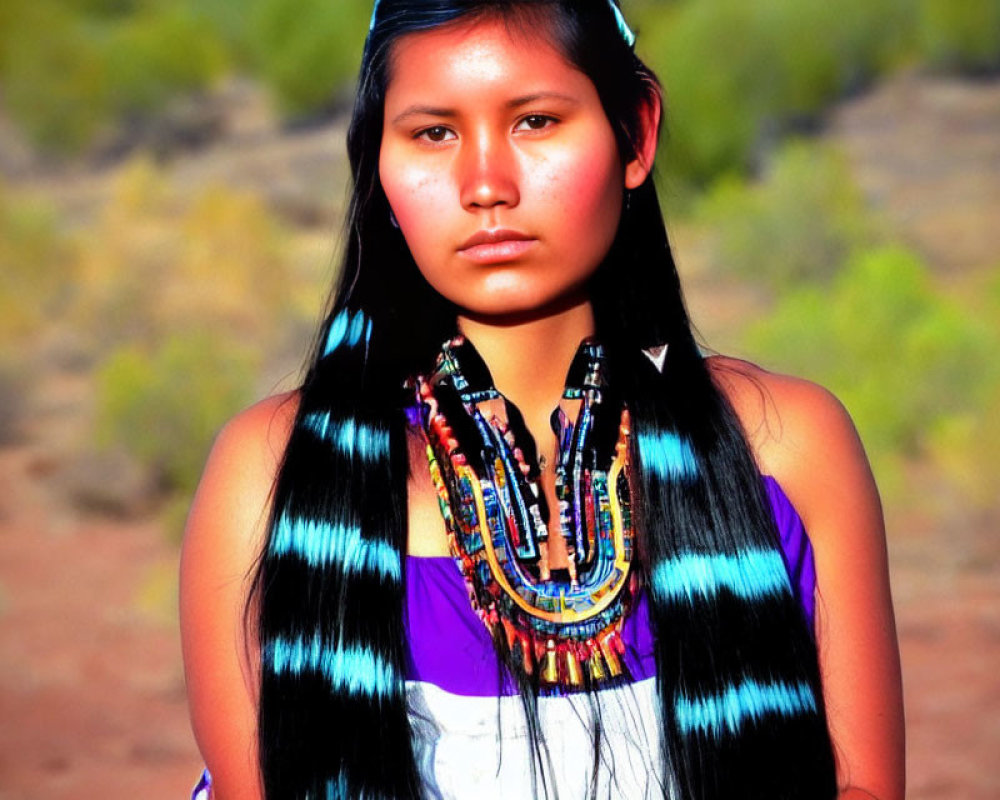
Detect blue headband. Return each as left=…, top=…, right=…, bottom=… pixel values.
left=369, top=0, right=636, bottom=47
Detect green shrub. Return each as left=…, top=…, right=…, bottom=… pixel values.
left=95, top=331, right=256, bottom=496
left=929, top=386, right=1000, bottom=509
left=744, top=246, right=994, bottom=489
left=59, top=0, right=146, bottom=17
left=918, top=0, right=1000, bottom=72
left=0, top=3, right=113, bottom=153
left=636, top=0, right=912, bottom=183
left=103, top=5, right=228, bottom=115
left=70, top=158, right=295, bottom=354
left=692, top=140, right=874, bottom=288
left=0, top=181, right=73, bottom=339
left=638, top=1, right=765, bottom=182
left=929, top=269, right=1000, bottom=507
left=185, top=0, right=255, bottom=65
left=756, top=0, right=910, bottom=116
left=0, top=1, right=229, bottom=153
left=245, top=0, right=371, bottom=116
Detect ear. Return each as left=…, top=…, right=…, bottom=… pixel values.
left=624, top=86, right=662, bottom=190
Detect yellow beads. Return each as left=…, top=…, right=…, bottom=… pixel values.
left=565, top=649, right=584, bottom=688
left=541, top=640, right=560, bottom=685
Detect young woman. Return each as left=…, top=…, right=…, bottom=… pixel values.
left=180, top=2, right=905, bottom=798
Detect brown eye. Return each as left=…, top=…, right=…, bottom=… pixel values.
left=417, top=126, right=455, bottom=143
left=517, top=115, right=555, bottom=131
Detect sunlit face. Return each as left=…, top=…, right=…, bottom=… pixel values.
left=379, top=17, right=648, bottom=320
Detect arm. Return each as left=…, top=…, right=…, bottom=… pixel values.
left=179, top=392, right=299, bottom=800
left=758, top=378, right=905, bottom=800
left=712, top=359, right=905, bottom=799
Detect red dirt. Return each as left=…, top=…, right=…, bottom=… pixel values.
left=0, top=446, right=202, bottom=799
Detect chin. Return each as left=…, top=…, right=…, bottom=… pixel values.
left=454, top=288, right=591, bottom=324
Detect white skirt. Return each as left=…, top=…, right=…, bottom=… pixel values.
left=406, top=677, right=676, bottom=800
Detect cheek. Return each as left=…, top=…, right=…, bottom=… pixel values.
left=379, top=154, right=449, bottom=245
left=532, top=142, right=623, bottom=238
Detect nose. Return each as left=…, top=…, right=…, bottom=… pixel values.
left=458, top=128, right=520, bottom=212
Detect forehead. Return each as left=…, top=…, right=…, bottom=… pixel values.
left=383, top=16, right=592, bottom=106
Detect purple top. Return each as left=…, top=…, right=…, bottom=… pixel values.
left=403, top=474, right=816, bottom=697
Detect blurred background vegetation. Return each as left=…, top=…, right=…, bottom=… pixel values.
left=0, top=3, right=998, bottom=794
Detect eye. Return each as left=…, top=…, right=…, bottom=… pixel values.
left=515, top=114, right=557, bottom=132
left=415, top=126, right=456, bottom=143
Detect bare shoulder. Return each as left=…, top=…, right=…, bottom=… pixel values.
left=180, top=387, right=299, bottom=586
left=214, top=390, right=301, bottom=483
left=180, top=387, right=301, bottom=630
left=708, top=357, right=904, bottom=798
left=705, top=355, right=877, bottom=532
left=179, top=390, right=300, bottom=800
left=180, top=390, right=300, bottom=568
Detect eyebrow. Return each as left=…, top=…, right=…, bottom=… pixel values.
left=390, top=91, right=580, bottom=125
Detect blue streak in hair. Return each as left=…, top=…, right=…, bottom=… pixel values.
left=303, top=412, right=390, bottom=462
left=637, top=430, right=699, bottom=480
left=323, top=310, right=349, bottom=356
left=271, top=512, right=401, bottom=582
left=675, top=678, right=817, bottom=738
left=607, top=0, right=636, bottom=47
left=368, top=0, right=382, bottom=32
left=348, top=309, right=366, bottom=347
left=267, top=633, right=396, bottom=700
left=651, top=548, right=791, bottom=604
left=323, top=309, right=371, bottom=357
left=323, top=773, right=349, bottom=800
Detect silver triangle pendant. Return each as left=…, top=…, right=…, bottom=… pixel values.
left=641, top=343, right=669, bottom=373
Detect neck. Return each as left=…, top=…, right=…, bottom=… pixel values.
left=457, top=298, right=596, bottom=421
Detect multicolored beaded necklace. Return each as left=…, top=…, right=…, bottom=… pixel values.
left=413, top=336, right=636, bottom=692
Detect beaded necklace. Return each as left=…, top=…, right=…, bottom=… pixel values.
left=413, top=336, right=635, bottom=692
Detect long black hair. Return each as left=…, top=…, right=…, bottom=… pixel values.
left=250, top=1, right=839, bottom=797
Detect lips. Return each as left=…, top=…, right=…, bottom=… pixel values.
left=460, top=228, right=533, bottom=249
left=458, top=229, right=537, bottom=264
